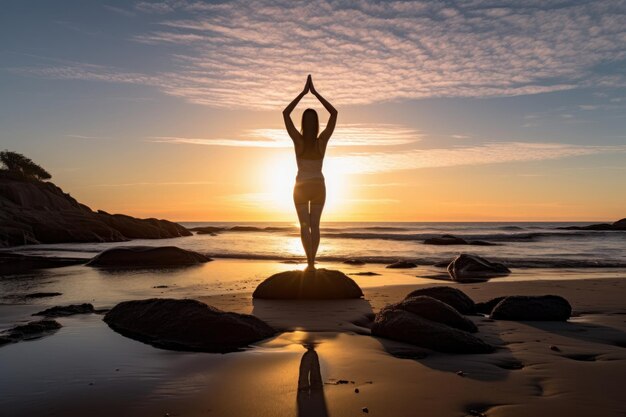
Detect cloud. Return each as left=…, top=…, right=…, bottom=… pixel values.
left=90, top=181, right=217, bottom=187
left=12, top=0, right=626, bottom=109
left=147, top=123, right=420, bottom=147
left=329, top=142, right=626, bottom=174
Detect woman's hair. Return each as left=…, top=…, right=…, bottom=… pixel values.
left=300, top=108, right=319, bottom=139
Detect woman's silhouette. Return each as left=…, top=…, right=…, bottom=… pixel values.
left=283, top=75, right=337, bottom=270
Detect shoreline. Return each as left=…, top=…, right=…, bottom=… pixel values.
left=1, top=268, right=625, bottom=416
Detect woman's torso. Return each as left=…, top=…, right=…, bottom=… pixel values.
left=295, top=137, right=324, bottom=183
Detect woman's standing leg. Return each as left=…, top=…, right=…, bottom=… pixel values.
left=295, top=203, right=313, bottom=266
left=309, top=203, right=324, bottom=266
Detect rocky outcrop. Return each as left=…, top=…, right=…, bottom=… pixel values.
left=424, top=235, right=497, bottom=246
left=0, top=319, right=62, bottom=346
left=383, top=296, right=477, bottom=333
left=447, top=254, right=510, bottom=282
left=0, top=175, right=191, bottom=248
left=87, top=246, right=212, bottom=268
left=253, top=269, right=363, bottom=299
left=490, top=295, right=572, bottom=321
left=103, top=298, right=275, bottom=352
left=404, top=286, right=476, bottom=314
left=371, top=309, right=493, bottom=354
left=557, top=218, right=626, bottom=231
left=34, top=303, right=95, bottom=317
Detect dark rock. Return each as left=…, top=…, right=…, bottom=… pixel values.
left=433, top=260, right=450, bottom=268
left=350, top=272, right=381, bottom=276
left=475, top=297, right=507, bottom=315
left=0, top=176, right=191, bottom=248
left=34, top=303, right=95, bottom=317
left=383, top=296, right=477, bottom=333
left=490, top=295, right=572, bottom=321
left=229, top=226, right=262, bottom=232
left=557, top=218, right=626, bottom=231
left=613, top=218, right=626, bottom=230
left=424, top=235, right=468, bottom=245
left=23, top=292, right=62, bottom=299
left=103, top=298, right=275, bottom=352
left=371, top=309, right=494, bottom=354
left=404, top=286, right=475, bottom=314
left=253, top=269, right=363, bottom=299
left=447, top=254, right=510, bottom=282
left=87, top=246, right=212, bottom=268
left=386, top=261, right=417, bottom=269
left=1, top=319, right=62, bottom=345
left=344, top=259, right=366, bottom=265
left=0, top=253, right=86, bottom=274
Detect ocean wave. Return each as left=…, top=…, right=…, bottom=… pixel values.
left=317, top=230, right=609, bottom=242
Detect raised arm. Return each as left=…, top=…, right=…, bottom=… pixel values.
left=283, top=76, right=311, bottom=143
left=310, top=79, right=337, bottom=144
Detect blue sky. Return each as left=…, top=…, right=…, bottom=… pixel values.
left=1, top=0, right=625, bottom=221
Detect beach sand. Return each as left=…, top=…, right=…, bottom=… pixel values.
left=1, top=260, right=625, bottom=416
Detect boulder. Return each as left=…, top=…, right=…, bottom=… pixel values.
left=404, top=286, right=475, bottom=314
left=103, top=298, right=275, bottom=352
left=475, top=296, right=507, bottom=315
left=87, top=246, right=212, bottom=268
left=490, top=295, right=572, bottom=321
left=34, top=303, right=95, bottom=317
left=372, top=309, right=493, bottom=354
left=0, top=319, right=62, bottom=346
left=612, top=218, right=626, bottom=230
left=253, top=269, right=363, bottom=299
left=386, top=260, right=417, bottom=269
left=383, top=296, right=477, bottom=333
left=447, top=254, right=510, bottom=282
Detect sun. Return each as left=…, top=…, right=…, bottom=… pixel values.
left=262, top=152, right=348, bottom=218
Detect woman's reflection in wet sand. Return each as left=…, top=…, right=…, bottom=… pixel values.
left=297, top=343, right=328, bottom=417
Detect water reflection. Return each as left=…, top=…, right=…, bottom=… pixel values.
left=297, top=342, right=328, bottom=417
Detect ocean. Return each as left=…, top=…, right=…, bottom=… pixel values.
left=7, top=221, right=626, bottom=269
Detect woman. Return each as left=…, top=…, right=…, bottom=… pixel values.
left=283, top=75, right=337, bottom=270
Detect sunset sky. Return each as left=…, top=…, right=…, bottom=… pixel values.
left=1, top=0, right=625, bottom=222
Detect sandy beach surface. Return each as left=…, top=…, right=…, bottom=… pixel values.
left=1, top=259, right=625, bottom=417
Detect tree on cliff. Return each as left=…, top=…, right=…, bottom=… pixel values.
left=0, top=150, right=52, bottom=181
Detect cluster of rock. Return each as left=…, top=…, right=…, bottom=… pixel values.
left=0, top=175, right=191, bottom=248
left=86, top=246, right=212, bottom=268
left=371, top=286, right=572, bottom=354
left=0, top=319, right=62, bottom=346
left=372, top=287, right=492, bottom=354
left=557, top=218, right=626, bottom=231
left=103, top=298, right=275, bottom=352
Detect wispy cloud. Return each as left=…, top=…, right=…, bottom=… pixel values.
left=65, top=134, right=109, bottom=140
left=330, top=142, right=626, bottom=174
left=147, top=124, right=420, bottom=147
left=11, top=0, right=626, bottom=109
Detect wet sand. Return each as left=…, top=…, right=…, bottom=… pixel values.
left=0, top=260, right=625, bottom=416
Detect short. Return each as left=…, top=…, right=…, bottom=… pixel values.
left=293, top=179, right=326, bottom=205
